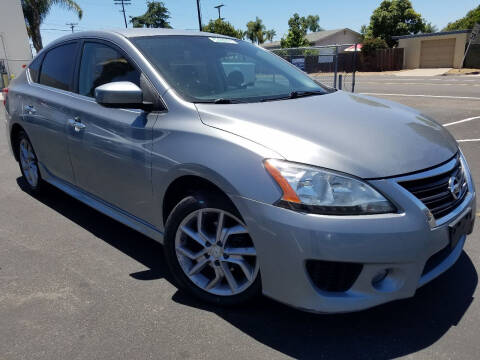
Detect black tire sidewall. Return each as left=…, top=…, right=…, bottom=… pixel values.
left=17, top=130, right=43, bottom=193
left=164, top=194, right=261, bottom=306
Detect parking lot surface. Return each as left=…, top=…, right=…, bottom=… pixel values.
left=1, top=75, right=480, bottom=360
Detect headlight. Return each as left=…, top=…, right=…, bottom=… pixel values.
left=264, top=159, right=396, bottom=215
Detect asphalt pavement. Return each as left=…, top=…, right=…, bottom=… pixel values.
left=1, top=75, right=480, bottom=360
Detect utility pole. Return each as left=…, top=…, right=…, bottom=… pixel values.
left=114, top=0, right=132, bottom=28
left=214, top=4, right=224, bottom=20
left=196, top=0, right=202, bottom=31
left=66, top=22, right=78, bottom=33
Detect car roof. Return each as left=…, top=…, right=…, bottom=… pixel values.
left=50, top=28, right=230, bottom=44
left=40, top=28, right=234, bottom=53
left=112, top=28, right=230, bottom=38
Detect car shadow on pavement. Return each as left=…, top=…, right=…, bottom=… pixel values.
left=18, top=178, right=478, bottom=360
left=17, top=178, right=171, bottom=283
left=172, top=252, right=477, bottom=359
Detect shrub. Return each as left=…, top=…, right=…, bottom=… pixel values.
left=362, top=38, right=388, bottom=56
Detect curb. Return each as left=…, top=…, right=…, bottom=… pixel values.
left=442, top=71, right=480, bottom=76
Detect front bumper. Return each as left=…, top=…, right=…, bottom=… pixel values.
left=233, top=160, right=476, bottom=313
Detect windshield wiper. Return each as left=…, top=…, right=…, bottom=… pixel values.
left=260, top=90, right=325, bottom=102
left=214, top=98, right=235, bottom=104
left=193, top=98, right=245, bottom=104
left=289, top=90, right=324, bottom=98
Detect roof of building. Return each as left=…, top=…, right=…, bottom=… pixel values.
left=262, top=28, right=361, bottom=49
left=392, top=29, right=471, bottom=40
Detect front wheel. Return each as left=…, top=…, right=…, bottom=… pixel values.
left=164, top=194, right=261, bottom=306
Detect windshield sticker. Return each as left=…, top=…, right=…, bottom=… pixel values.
left=209, top=37, right=238, bottom=44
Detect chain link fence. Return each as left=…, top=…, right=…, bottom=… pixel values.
left=463, top=24, right=480, bottom=68
left=271, top=44, right=359, bottom=92
left=271, top=44, right=404, bottom=92
left=0, top=60, right=8, bottom=88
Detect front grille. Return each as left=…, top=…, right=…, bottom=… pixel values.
left=399, top=159, right=467, bottom=219
left=306, top=260, right=363, bottom=292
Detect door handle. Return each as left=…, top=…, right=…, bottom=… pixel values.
left=73, top=122, right=86, bottom=132
left=68, top=116, right=86, bottom=132
left=24, top=105, right=36, bottom=114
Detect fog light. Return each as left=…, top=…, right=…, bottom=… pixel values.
left=372, top=269, right=389, bottom=285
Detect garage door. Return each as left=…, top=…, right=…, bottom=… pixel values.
left=420, top=38, right=456, bottom=68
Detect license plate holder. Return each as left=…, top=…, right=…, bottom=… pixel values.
left=449, top=208, right=473, bottom=250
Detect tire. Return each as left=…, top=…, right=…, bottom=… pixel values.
left=164, top=194, right=261, bottom=306
left=17, top=130, right=44, bottom=193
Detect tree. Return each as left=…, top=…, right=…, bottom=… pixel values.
left=302, top=15, right=323, bottom=33
left=360, top=24, right=368, bottom=37
left=203, top=19, right=243, bottom=39
left=22, top=0, right=83, bottom=52
left=130, top=1, right=171, bottom=28
left=280, top=13, right=310, bottom=48
left=245, top=17, right=266, bottom=44
left=366, top=0, right=425, bottom=47
left=264, top=29, right=276, bottom=42
left=423, top=22, right=438, bottom=33
left=362, top=37, right=388, bottom=56
left=443, top=5, right=480, bottom=31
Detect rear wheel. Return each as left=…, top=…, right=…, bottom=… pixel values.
left=17, top=131, right=43, bottom=192
left=164, top=194, right=260, bottom=306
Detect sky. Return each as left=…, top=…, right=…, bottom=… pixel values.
left=39, top=0, right=479, bottom=49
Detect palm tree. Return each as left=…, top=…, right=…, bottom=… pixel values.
left=22, top=0, right=83, bottom=52
left=245, top=17, right=266, bottom=44
left=264, top=29, right=276, bottom=42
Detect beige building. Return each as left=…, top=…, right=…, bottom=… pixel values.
left=262, top=28, right=361, bottom=50
left=394, top=30, right=471, bottom=69
left=0, top=0, right=32, bottom=85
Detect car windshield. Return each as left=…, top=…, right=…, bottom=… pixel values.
left=131, top=35, right=330, bottom=103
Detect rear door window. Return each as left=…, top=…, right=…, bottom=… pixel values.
left=39, top=42, right=78, bottom=91
left=78, top=42, right=141, bottom=98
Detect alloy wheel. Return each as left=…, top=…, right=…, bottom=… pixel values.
left=174, top=208, right=259, bottom=296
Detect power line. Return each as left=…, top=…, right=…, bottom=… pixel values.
left=114, top=0, right=132, bottom=28
left=40, top=28, right=72, bottom=32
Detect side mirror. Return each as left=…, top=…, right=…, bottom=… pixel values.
left=95, top=81, right=144, bottom=108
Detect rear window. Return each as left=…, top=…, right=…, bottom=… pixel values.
left=28, top=55, right=43, bottom=83
left=39, top=42, right=78, bottom=91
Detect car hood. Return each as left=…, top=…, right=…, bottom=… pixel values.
left=195, top=91, right=458, bottom=178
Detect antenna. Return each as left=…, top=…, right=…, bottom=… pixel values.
left=214, top=4, right=224, bottom=20
left=114, top=0, right=132, bottom=28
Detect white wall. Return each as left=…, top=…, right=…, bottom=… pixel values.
left=399, top=33, right=469, bottom=69
left=0, top=0, right=32, bottom=81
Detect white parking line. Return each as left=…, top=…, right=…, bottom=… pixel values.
left=457, top=139, right=480, bottom=143
left=360, top=93, right=480, bottom=100
left=444, top=116, right=480, bottom=127
left=360, top=82, right=480, bottom=86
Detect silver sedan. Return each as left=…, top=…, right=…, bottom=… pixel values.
left=3, top=29, right=476, bottom=313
